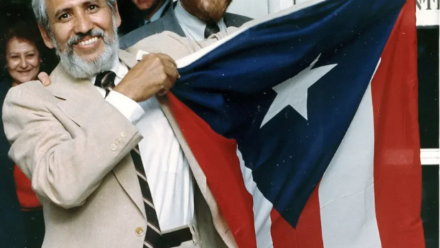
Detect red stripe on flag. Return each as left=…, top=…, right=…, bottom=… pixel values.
left=271, top=184, right=324, bottom=248
left=371, top=0, right=425, bottom=247
left=167, top=93, right=257, bottom=248
left=295, top=184, right=324, bottom=248
left=271, top=209, right=298, bottom=247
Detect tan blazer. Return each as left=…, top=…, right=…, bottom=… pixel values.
left=2, top=32, right=236, bottom=248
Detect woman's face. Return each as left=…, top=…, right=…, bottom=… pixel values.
left=6, top=37, right=41, bottom=85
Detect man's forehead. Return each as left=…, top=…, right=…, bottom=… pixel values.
left=46, top=0, right=104, bottom=14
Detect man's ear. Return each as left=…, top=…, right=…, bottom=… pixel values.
left=38, top=24, right=54, bottom=49
left=114, top=3, right=122, bottom=28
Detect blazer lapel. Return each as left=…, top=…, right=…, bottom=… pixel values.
left=48, top=64, right=103, bottom=127
left=118, top=50, right=138, bottom=68
left=48, top=62, right=146, bottom=219
left=112, top=156, right=146, bottom=219
left=223, top=13, right=235, bottom=28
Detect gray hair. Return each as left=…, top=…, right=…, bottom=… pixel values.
left=32, top=0, right=117, bottom=31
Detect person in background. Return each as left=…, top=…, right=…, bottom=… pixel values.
left=120, top=0, right=250, bottom=49
left=131, top=0, right=171, bottom=23
left=118, top=0, right=171, bottom=35
left=1, top=22, right=45, bottom=248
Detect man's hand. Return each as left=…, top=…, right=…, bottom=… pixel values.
left=114, top=53, right=180, bottom=102
left=38, top=72, right=51, bottom=86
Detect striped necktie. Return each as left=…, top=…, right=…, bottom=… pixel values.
left=131, top=147, right=163, bottom=248
left=94, top=71, right=116, bottom=97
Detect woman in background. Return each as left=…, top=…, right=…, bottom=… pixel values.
left=0, top=22, right=46, bottom=248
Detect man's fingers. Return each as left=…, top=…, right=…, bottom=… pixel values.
left=38, top=72, right=51, bottom=86
left=170, top=62, right=181, bottom=79
left=156, top=53, right=177, bottom=68
left=142, top=53, right=179, bottom=79
left=157, top=88, right=168, bottom=96
left=157, top=78, right=173, bottom=96
left=142, top=53, right=177, bottom=68
left=130, top=53, right=180, bottom=98
left=162, top=61, right=180, bottom=83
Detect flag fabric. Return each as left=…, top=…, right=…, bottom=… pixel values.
left=169, top=0, right=425, bottom=247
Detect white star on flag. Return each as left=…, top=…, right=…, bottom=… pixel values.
left=260, top=54, right=337, bottom=128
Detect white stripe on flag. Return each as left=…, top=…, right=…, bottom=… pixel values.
left=318, top=82, right=381, bottom=247
left=237, top=149, right=274, bottom=248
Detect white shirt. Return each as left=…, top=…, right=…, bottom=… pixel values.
left=174, top=0, right=227, bottom=41
left=144, top=0, right=171, bottom=24
left=96, top=57, right=194, bottom=232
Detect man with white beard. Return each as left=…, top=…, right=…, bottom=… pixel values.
left=2, top=0, right=236, bottom=247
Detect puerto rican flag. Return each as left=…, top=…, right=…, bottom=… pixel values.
left=169, top=0, right=425, bottom=247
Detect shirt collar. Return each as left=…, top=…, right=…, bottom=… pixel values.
left=144, top=0, right=170, bottom=24
left=174, top=0, right=226, bottom=41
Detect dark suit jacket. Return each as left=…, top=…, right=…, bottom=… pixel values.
left=0, top=77, right=26, bottom=248
left=120, top=1, right=251, bottom=49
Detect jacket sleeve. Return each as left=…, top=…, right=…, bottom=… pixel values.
left=2, top=82, right=142, bottom=209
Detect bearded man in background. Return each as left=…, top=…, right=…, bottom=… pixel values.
left=120, top=0, right=250, bottom=48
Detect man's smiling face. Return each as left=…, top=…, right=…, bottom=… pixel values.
left=39, top=0, right=121, bottom=78
left=44, top=0, right=120, bottom=62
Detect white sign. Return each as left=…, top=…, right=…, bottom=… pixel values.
left=417, top=0, right=439, bottom=26
left=229, top=0, right=439, bottom=26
